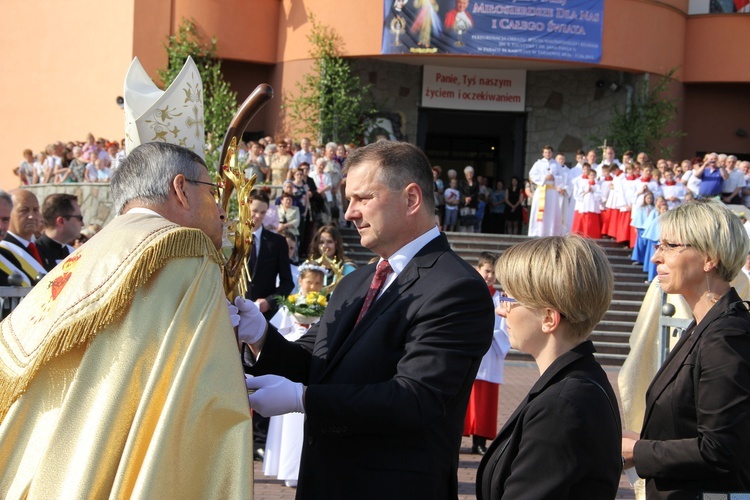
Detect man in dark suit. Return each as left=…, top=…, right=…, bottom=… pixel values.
left=36, top=193, right=83, bottom=272
left=243, top=141, right=494, bottom=499
left=244, top=189, right=295, bottom=460
left=245, top=190, right=295, bottom=319
left=1, top=190, right=45, bottom=285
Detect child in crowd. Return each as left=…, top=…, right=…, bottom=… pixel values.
left=265, top=262, right=328, bottom=487
left=572, top=165, right=603, bottom=239
left=631, top=191, right=656, bottom=265
left=463, top=252, right=510, bottom=455
left=444, top=178, right=460, bottom=231
left=599, top=164, right=615, bottom=236
left=634, top=165, right=661, bottom=208
left=661, top=169, right=686, bottom=209
left=610, top=163, right=639, bottom=246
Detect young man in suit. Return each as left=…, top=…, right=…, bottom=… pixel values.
left=245, top=190, right=295, bottom=319
left=36, top=193, right=83, bottom=272
left=242, top=141, right=495, bottom=499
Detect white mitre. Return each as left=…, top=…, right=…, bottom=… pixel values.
left=123, top=56, right=205, bottom=159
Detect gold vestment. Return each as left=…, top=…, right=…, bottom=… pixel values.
left=0, top=213, right=253, bottom=499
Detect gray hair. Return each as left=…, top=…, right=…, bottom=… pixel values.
left=111, top=142, right=206, bottom=214
left=0, top=190, right=12, bottom=208
left=463, top=165, right=474, bottom=174
left=265, top=144, right=278, bottom=155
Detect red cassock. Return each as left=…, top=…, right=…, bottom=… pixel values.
left=463, top=379, right=500, bottom=439
left=572, top=211, right=602, bottom=239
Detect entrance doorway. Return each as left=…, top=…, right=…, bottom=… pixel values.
left=416, top=108, right=526, bottom=189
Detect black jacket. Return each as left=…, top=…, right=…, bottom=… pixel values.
left=635, top=288, right=750, bottom=499
left=477, top=340, right=622, bottom=500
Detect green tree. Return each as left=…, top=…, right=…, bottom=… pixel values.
left=597, top=68, right=683, bottom=158
left=284, top=14, right=374, bottom=145
left=158, top=19, right=237, bottom=172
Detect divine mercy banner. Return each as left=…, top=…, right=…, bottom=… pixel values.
left=382, top=0, right=604, bottom=64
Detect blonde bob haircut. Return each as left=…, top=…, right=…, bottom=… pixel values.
left=659, top=199, right=750, bottom=283
left=495, top=235, right=613, bottom=343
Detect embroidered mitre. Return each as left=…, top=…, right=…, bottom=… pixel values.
left=123, top=56, right=205, bottom=158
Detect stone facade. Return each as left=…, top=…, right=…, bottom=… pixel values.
left=25, top=183, right=115, bottom=229
left=352, top=59, right=421, bottom=144
left=524, top=68, right=636, bottom=169
left=354, top=58, right=638, bottom=175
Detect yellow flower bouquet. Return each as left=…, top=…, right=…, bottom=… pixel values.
left=276, top=291, right=328, bottom=324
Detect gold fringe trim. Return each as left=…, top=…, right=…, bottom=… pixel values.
left=0, top=227, right=222, bottom=423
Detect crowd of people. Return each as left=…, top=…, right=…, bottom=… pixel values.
left=15, top=134, right=361, bottom=263
left=15, top=135, right=125, bottom=184
left=523, top=146, right=750, bottom=241
left=432, top=146, right=750, bottom=242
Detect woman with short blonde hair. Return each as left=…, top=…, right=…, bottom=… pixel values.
left=477, top=234, right=621, bottom=499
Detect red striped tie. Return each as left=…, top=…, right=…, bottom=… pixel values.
left=356, top=260, right=392, bottom=325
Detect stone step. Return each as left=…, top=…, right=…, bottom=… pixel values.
left=602, top=310, right=639, bottom=322
left=596, top=319, right=638, bottom=333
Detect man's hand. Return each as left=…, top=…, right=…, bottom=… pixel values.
left=234, top=296, right=267, bottom=345
left=246, top=375, right=305, bottom=417
left=255, top=298, right=270, bottom=313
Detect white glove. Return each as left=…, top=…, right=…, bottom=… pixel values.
left=227, top=299, right=240, bottom=328
left=246, top=374, right=305, bottom=417
left=234, top=296, right=267, bottom=344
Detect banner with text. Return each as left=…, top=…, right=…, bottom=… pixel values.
left=382, top=0, right=603, bottom=64
left=422, top=66, right=526, bottom=111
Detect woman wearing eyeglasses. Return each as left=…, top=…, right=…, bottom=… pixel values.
left=476, top=235, right=622, bottom=500
left=622, top=200, right=750, bottom=499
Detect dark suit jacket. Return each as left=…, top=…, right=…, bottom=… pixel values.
left=35, top=233, right=71, bottom=272
left=635, top=288, right=750, bottom=499
left=477, top=340, right=622, bottom=500
left=246, top=234, right=494, bottom=499
left=246, top=227, right=294, bottom=318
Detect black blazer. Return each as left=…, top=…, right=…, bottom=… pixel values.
left=246, top=227, right=294, bottom=317
left=34, top=233, right=71, bottom=272
left=246, top=234, right=494, bottom=499
left=477, top=340, right=622, bottom=500
left=635, top=288, right=750, bottom=499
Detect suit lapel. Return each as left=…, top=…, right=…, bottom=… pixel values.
left=322, top=264, right=420, bottom=377
left=321, top=235, right=448, bottom=377
left=324, top=271, right=371, bottom=361
left=641, top=291, right=737, bottom=429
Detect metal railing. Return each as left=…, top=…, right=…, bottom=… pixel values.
left=0, top=286, right=33, bottom=317
left=657, top=289, right=693, bottom=366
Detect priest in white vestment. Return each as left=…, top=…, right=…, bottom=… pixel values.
left=528, top=145, right=563, bottom=237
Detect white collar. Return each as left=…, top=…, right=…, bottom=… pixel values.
left=124, top=207, right=163, bottom=218
left=7, top=231, right=32, bottom=247
left=380, top=225, right=440, bottom=276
